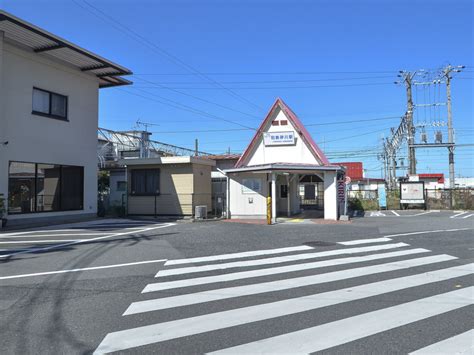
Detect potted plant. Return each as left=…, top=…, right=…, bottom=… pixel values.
left=0, top=193, right=7, bottom=228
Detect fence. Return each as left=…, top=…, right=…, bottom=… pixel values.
left=348, top=188, right=474, bottom=211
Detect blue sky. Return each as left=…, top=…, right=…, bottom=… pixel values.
left=2, top=0, right=473, bottom=177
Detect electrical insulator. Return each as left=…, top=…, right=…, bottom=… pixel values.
left=435, top=131, right=443, bottom=144
left=421, top=132, right=428, bottom=143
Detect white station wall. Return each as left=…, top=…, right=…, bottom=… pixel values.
left=246, top=108, right=320, bottom=166
left=229, top=173, right=268, bottom=219
left=0, top=40, right=99, bottom=220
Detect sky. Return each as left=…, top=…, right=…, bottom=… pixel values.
left=1, top=0, right=473, bottom=178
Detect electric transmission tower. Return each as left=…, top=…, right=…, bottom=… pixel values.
left=383, top=64, right=464, bottom=188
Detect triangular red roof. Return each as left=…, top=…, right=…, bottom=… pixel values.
left=235, top=98, right=330, bottom=168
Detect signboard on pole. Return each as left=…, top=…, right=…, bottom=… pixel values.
left=400, top=181, right=425, bottom=205
left=338, top=180, right=345, bottom=203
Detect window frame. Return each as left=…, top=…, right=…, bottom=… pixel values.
left=241, top=178, right=262, bottom=194
left=32, top=87, right=69, bottom=121
left=130, top=169, right=160, bottom=196
left=116, top=181, right=127, bottom=192
left=7, top=160, right=84, bottom=215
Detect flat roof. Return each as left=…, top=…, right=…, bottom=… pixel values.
left=0, top=10, right=132, bottom=88
left=119, top=156, right=216, bottom=167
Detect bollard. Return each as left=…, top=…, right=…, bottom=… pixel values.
left=267, top=196, right=272, bottom=225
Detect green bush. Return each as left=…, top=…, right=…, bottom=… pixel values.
left=0, top=193, right=6, bottom=218
left=453, top=190, right=474, bottom=210
left=386, top=190, right=400, bottom=210
left=348, top=191, right=380, bottom=211
left=107, top=204, right=126, bottom=217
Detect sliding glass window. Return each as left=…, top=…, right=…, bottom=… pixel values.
left=8, top=162, right=84, bottom=214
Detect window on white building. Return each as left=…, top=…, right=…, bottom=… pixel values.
left=32, top=88, right=68, bottom=120
left=241, top=178, right=262, bottom=194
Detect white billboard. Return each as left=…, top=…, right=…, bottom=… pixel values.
left=400, top=182, right=425, bottom=203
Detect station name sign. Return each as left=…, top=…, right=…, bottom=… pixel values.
left=263, top=131, right=295, bottom=146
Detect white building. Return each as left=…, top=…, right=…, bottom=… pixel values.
left=224, top=98, right=343, bottom=222
left=0, top=11, right=132, bottom=226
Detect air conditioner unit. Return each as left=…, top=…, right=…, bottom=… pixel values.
left=195, top=205, right=207, bottom=219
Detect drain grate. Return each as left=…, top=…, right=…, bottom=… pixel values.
left=303, top=241, right=337, bottom=247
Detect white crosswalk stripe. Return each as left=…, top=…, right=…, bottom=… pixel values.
left=409, top=329, right=474, bottom=354
left=155, top=242, right=410, bottom=277
left=94, top=241, right=474, bottom=354
left=210, top=287, right=473, bottom=354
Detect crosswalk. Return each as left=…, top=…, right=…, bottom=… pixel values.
left=94, top=239, right=474, bottom=354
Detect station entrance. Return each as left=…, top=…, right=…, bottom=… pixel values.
left=298, top=174, right=324, bottom=210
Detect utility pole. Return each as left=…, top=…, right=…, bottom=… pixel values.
left=442, top=65, right=460, bottom=189
left=194, top=138, right=199, bottom=156
left=399, top=71, right=417, bottom=175
left=391, top=152, right=397, bottom=189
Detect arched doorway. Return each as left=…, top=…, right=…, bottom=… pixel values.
left=299, top=174, right=324, bottom=210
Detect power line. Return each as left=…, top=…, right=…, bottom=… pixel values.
left=72, top=0, right=264, bottom=112
left=130, top=75, right=395, bottom=84
left=151, top=128, right=250, bottom=134
left=305, top=116, right=400, bottom=126
left=119, top=88, right=256, bottom=130
left=131, top=75, right=260, bottom=119
left=315, top=126, right=392, bottom=144
left=127, top=82, right=394, bottom=90
left=132, top=70, right=401, bottom=76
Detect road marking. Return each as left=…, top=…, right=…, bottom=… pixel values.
left=451, top=212, right=468, bottom=219
left=144, top=247, right=425, bottom=293
left=384, top=228, right=472, bottom=238
left=391, top=210, right=400, bottom=216
left=0, top=229, right=92, bottom=236
left=0, top=223, right=175, bottom=259
left=156, top=243, right=410, bottom=277
left=210, top=287, right=473, bottom=354
left=462, top=213, right=474, bottom=219
left=408, top=211, right=434, bottom=217
left=146, top=249, right=420, bottom=293
left=133, top=253, right=451, bottom=312
left=370, top=211, right=386, bottom=217
left=337, top=237, right=392, bottom=245
left=409, top=329, right=474, bottom=354
left=164, top=245, right=315, bottom=266
left=0, top=239, right=83, bottom=244
left=93, top=264, right=474, bottom=354
left=0, top=233, right=109, bottom=239
left=0, top=259, right=168, bottom=280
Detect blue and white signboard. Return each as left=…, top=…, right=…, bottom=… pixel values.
left=263, top=131, right=295, bottom=146
left=378, top=185, right=387, bottom=209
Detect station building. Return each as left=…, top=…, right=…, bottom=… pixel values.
left=224, top=98, right=343, bottom=222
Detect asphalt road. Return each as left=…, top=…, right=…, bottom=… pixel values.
left=0, top=211, right=473, bottom=354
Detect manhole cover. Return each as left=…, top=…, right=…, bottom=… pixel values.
left=303, top=241, right=337, bottom=247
